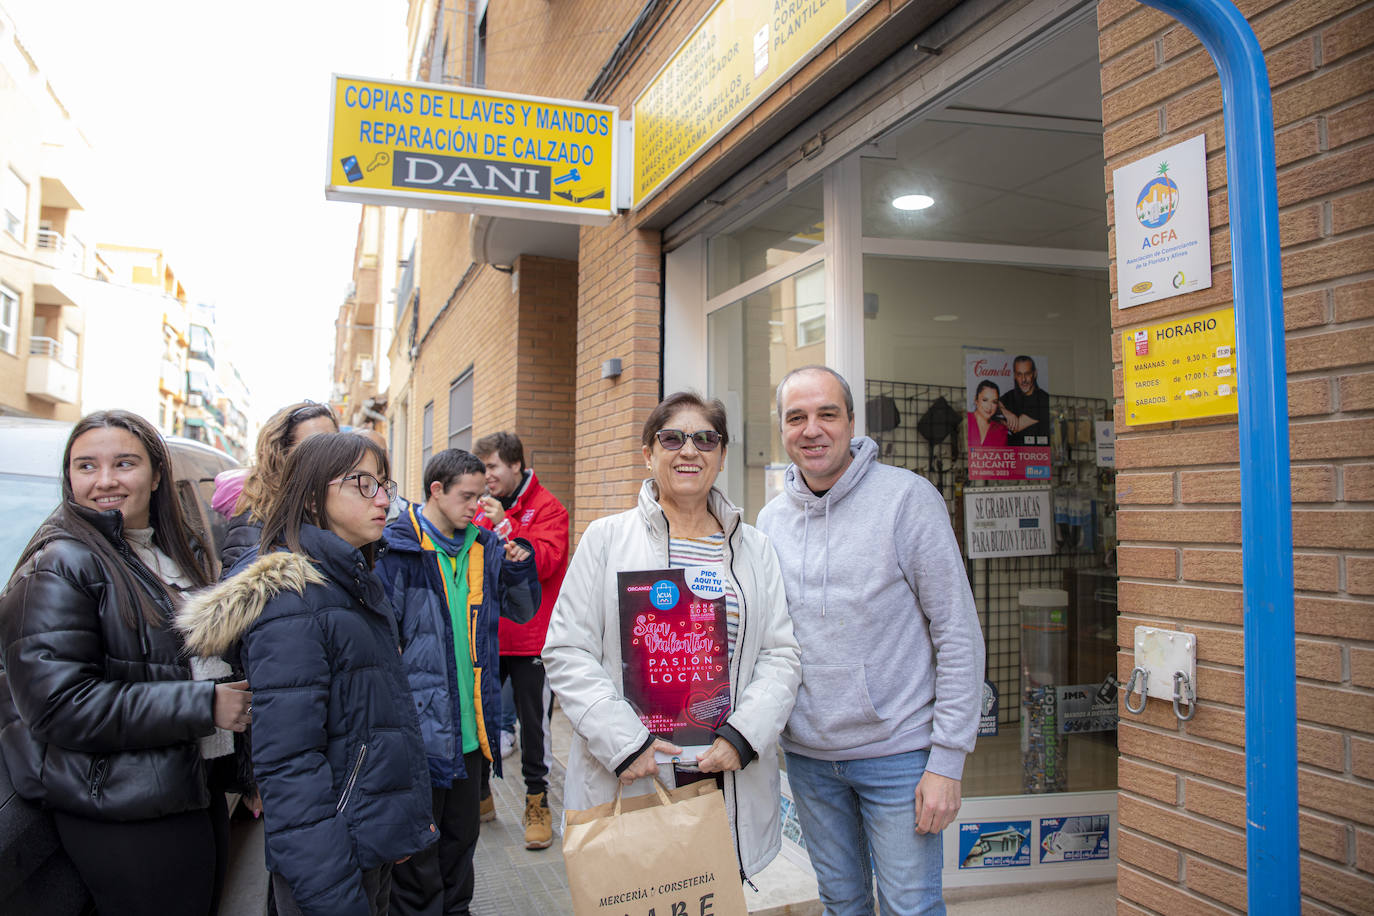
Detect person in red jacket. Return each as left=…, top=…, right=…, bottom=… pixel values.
left=472, top=432, right=569, bottom=850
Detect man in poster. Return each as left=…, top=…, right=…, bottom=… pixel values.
left=1000, top=356, right=1051, bottom=447
left=757, top=365, right=984, bottom=914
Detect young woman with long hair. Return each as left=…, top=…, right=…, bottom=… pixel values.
left=215, top=399, right=338, bottom=572
left=0, top=410, right=252, bottom=916
left=178, top=433, right=435, bottom=916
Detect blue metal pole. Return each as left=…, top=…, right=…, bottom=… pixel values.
left=1131, top=0, right=1297, bottom=908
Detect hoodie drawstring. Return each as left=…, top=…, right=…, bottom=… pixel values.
left=821, top=499, right=831, bottom=616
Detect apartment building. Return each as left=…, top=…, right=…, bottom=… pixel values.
left=332, top=205, right=397, bottom=468
left=184, top=302, right=251, bottom=462
left=371, top=0, right=1372, bottom=909
left=0, top=6, right=94, bottom=421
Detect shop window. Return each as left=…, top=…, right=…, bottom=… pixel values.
left=0, top=284, right=17, bottom=355
left=707, top=178, right=823, bottom=298
left=707, top=261, right=826, bottom=522
left=2, top=168, right=26, bottom=241
left=447, top=367, right=473, bottom=451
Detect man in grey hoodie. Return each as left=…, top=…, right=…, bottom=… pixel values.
left=756, top=365, right=984, bottom=915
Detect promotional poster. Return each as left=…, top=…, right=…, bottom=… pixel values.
left=618, top=567, right=732, bottom=753
left=964, top=352, right=1052, bottom=481
left=958, top=821, right=1032, bottom=868
left=1039, top=815, right=1112, bottom=864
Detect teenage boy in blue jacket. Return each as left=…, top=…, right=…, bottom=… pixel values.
left=378, top=449, right=541, bottom=916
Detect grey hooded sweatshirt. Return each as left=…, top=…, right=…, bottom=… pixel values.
left=756, top=436, right=984, bottom=780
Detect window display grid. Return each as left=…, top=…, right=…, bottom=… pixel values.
left=865, top=380, right=1111, bottom=725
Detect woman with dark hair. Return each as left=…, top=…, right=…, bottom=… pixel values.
left=967, top=379, right=1011, bottom=448
left=178, top=433, right=435, bottom=916
left=0, top=410, right=252, bottom=916
left=215, top=400, right=339, bottom=572
left=543, top=392, right=801, bottom=882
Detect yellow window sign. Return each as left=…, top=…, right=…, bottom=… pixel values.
left=633, top=0, right=873, bottom=207
left=327, top=75, right=618, bottom=224
left=1122, top=307, right=1239, bottom=425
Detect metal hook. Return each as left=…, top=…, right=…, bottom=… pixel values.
left=1124, top=666, right=1148, bottom=714
left=1172, top=670, right=1196, bottom=721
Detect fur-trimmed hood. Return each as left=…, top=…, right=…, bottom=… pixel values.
left=177, top=551, right=325, bottom=657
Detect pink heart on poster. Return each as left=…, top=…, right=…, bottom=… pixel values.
left=683, top=683, right=731, bottom=729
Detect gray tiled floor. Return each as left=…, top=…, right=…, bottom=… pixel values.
left=470, top=752, right=572, bottom=916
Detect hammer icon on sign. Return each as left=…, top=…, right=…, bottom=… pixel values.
left=553, top=168, right=581, bottom=185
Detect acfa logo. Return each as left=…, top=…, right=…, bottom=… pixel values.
left=1131, top=281, right=1152, bottom=294
left=1172, top=271, right=1186, bottom=289
left=1135, top=161, right=1180, bottom=230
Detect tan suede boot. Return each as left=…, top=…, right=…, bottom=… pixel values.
left=523, top=792, right=553, bottom=849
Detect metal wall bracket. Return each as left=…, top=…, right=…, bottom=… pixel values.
left=1127, top=626, right=1198, bottom=721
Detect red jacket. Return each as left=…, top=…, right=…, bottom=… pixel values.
left=475, top=470, right=569, bottom=656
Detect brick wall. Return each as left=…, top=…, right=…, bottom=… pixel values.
left=513, top=254, right=578, bottom=514
left=1100, top=0, right=1374, bottom=911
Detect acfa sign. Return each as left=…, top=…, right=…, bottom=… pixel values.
left=326, top=75, right=619, bottom=225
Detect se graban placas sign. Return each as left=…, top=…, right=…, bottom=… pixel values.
left=327, top=75, right=618, bottom=225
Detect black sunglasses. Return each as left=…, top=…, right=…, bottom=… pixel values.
left=655, top=429, right=722, bottom=452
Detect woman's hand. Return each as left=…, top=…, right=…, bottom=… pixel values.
left=620, top=738, right=681, bottom=784
left=214, top=679, right=252, bottom=732
left=695, top=737, right=742, bottom=773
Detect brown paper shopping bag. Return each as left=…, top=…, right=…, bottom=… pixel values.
left=563, top=778, right=748, bottom=916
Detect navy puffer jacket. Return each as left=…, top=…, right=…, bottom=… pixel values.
left=376, top=504, right=540, bottom=785
left=177, top=524, right=435, bottom=916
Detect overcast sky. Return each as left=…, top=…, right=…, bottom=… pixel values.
left=5, top=0, right=407, bottom=421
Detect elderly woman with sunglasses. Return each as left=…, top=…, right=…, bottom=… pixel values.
left=544, top=392, right=801, bottom=882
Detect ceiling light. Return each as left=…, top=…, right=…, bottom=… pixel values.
left=892, top=194, right=934, bottom=211
left=933, top=314, right=959, bottom=322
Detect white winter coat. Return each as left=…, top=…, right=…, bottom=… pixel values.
left=543, top=480, right=801, bottom=878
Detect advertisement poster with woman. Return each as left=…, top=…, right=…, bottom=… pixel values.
left=965, top=352, right=1053, bottom=481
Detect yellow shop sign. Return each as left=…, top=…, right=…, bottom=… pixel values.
left=327, top=75, right=618, bottom=224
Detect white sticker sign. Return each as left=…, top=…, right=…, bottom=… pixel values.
left=963, top=487, right=1054, bottom=559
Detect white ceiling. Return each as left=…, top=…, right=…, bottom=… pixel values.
left=862, top=17, right=1108, bottom=251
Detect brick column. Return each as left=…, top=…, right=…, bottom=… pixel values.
left=1100, top=0, right=1374, bottom=911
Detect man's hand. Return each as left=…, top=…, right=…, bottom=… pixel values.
left=914, top=771, right=961, bottom=835
left=620, top=739, right=680, bottom=784
left=478, top=495, right=505, bottom=525
left=504, top=540, right=531, bottom=562
left=695, top=738, right=742, bottom=773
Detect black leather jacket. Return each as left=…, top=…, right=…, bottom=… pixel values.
left=0, top=504, right=216, bottom=820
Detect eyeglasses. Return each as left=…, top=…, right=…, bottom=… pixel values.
left=332, top=472, right=398, bottom=501
left=654, top=429, right=722, bottom=452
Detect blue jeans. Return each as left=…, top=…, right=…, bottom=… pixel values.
left=786, top=749, right=945, bottom=916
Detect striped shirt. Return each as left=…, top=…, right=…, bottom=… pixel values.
left=668, top=532, right=738, bottom=661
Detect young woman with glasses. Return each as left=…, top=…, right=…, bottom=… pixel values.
left=178, top=433, right=433, bottom=916
left=0, top=410, right=252, bottom=916
left=216, top=400, right=339, bottom=573
left=543, top=391, right=802, bottom=884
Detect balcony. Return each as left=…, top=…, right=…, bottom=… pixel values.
left=33, top=229, right=93, bottom=307
left=40, top=141, right=92, bottom=211
left=26, top=337, right=79, bottom=404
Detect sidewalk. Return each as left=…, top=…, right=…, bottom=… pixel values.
left=471, top=702, right=1118, bottom=916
